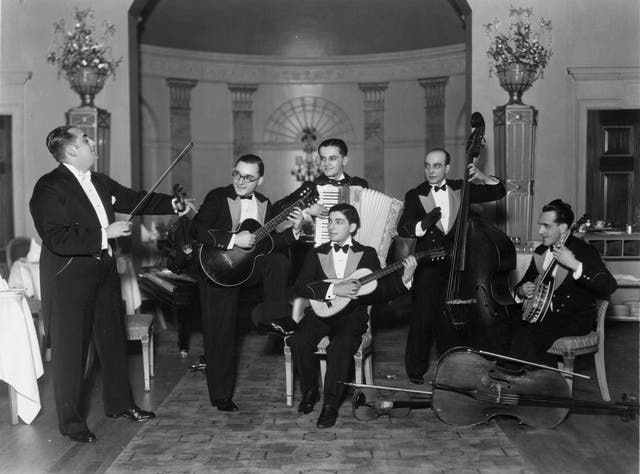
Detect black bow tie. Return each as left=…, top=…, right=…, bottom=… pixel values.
left=333, top=243, right=349, bottom=253
left=433, top=184, right=447, bottom=192
left=328, top=178, right=347, bottom=186
left=238, top=194, right=253, bottom=200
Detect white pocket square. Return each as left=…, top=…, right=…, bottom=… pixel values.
left=111, top=196, right=116, bottom=204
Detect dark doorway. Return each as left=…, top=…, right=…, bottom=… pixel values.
left=586, top=109, right=640, bottom=228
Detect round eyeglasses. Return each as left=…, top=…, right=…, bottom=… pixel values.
left=232, top=170, right=259, bottom=184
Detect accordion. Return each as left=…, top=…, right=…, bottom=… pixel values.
left=314, top=185, right=404, bottom=266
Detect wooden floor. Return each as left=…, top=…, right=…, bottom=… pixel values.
left=1, top=315, right=638, bottom=473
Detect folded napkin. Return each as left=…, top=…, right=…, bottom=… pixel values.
left=26, top=239, right=41, bottom=263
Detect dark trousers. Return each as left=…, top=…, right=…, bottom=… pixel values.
left=289, top=309, right=368, bottom=409
left=404, top=259, right=460, bottom=378
left=197, top=252, right=289, bottom=401
left=49, top=255, right=132, bottom=435
left=508, top=312, right=594, bottom=365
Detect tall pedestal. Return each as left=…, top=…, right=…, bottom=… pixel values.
left=228, top=83, right=258, bottom=162
left=493, top=104, right=537, bottom=240
left=358, top=82, right=388, bottom=191
left=166, top=78, right=197, bottom=193
left=66, top=106, right=111, bottom=174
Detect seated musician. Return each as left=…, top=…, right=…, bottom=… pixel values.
left=396, top=147, right=506, bottom=384
left=274, top=137, right=368, bottom=222
left=505, top=199, right=617, bottom=366
left=289, top=203, right=417, bottom=428
left=192, top=154, right=304, bottom=412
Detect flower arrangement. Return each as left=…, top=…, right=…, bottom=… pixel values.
left=47, top=7, right=122, bottom=81
left=484, top=7, right=552, bottom=77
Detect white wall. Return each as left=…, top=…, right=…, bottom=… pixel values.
left=1, top=0, right=134, bottom=238
left=468, top=0, right=640, bottom=227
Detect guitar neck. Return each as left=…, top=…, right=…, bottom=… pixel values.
left=357, top=250, right=434, bottom=285
left=253, top=197, right=307, bottom=242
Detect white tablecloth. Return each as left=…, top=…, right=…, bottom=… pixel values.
left=509, top=251, right=534, bottom=292
left=0, top=291, right=43, bottom=424
left=8, top=259, right=40, bottom=299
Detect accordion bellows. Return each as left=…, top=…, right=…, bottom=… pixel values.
left=314, top=185, right=404, bottom=266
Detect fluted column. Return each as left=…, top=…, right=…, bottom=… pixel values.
left=166, top=78, right=197, bottom=192
left=418, top=76, right=449, bottom=152
left=358, top=82, right=388, bottom=191
left=228, top=83, right=258, bottom=161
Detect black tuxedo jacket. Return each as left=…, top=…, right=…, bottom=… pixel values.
left=294, top=240, right=407, bottom=320
left=397, top=179, right=506, bottom=252
left=516, top=234, right=617, bottom=322
left=29, top=164, right=175, bottom=331
left=192, top=184, right=295, bottom=250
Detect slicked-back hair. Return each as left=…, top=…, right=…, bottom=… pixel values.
left=542, top=199, right=575, bottom=228
left=235, top=154, right=264, bottom=177
left=329, top=203, right=360, bottom=234
left=426, top=147, right=451, bottom=165
left=46, top=125, right=77, bottom=161
left=318, top=138, right=348, bottom=157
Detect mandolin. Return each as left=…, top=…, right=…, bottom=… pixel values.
left=198, top=187, right=318, bottom=287
left=309, top=247, right=447, bottom=318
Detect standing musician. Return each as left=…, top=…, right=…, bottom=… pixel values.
left=290, top=203, right=417, bottom=428
left=397, top=147, right=506, bottom=384
left=274, top=137, right=368, bottom=225
left=30, top=125, right=194, bottom=443
left=192, top=154, right=303, bottom=412
left=506, top=199, right=617, bottom=366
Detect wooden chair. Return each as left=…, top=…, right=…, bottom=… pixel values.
left=125, top=313, right=155, bottom=391
left=283, top=298, right=373, bottom=407
left=547, top=299, right=610, bottom=401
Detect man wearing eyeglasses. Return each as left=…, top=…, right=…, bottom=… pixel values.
left=192, top=154, right=303, bottom=412
left=396, top=147, right=505, bottom=384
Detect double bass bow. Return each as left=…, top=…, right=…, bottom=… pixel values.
left=445, top=113, right=516, bottom=339
left=345, top=347, right=638, bottom=429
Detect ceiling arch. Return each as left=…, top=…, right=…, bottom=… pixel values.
left=139, top=0, right=466, bottom=57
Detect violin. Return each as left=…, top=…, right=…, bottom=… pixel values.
left=346, top=347, right=638, bottom=429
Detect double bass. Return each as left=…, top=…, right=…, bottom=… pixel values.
left=445, top=112, right=516, bottom=346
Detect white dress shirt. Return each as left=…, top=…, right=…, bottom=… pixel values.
left=228, top=194, right=258, bottom=249
left=416, top=180, right=450, bottom=236
left=64, top=163, right=110, bottom=253
left=325, top=237, right=353, bottom=300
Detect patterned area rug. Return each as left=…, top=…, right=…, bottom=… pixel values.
left=107, top=327, right=530, bottom=473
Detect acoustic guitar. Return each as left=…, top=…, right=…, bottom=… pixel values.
left=310, top=247, right=447, bottom=318
left=198, top=187, right=318, bottom=287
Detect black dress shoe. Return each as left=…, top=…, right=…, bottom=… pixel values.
left=298, top=388, right=320, bottom=414
left=316, top=405, right=339, bottom=428
left=213, top=398, right=239, bottom=411
left=66, top=430, right=96, bottom=443
left=108, top=405, right=155, bottom=422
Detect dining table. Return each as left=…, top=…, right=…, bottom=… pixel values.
left=0, top=290, right=44, bottom=424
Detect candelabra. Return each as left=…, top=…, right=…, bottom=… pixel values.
left=291, top=126, right=322, bottom=182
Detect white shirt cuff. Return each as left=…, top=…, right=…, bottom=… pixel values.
left=572, top=262, right=584, bottom=279
left=227, top=234, right=236, bottom=250
left=325, top=283, right=336, bottom=300
left=415, top=222, right=427, bottom=237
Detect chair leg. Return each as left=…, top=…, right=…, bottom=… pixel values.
left=364, top=354, right=373, bottom=384
left=284, top=342, right=293, bottom=407
left=8, top=385, right=18, bottom=425
left=594, top=350, right=610, bottom=401
left=154, top=304, right=167, bottom=331
left=142, top=339, right=150, bottom=391
left=149, top=327, right=155, bottom=378
left=354, top=355, right=363, bottom=384
left=560, top=356, right=575, bottom=394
